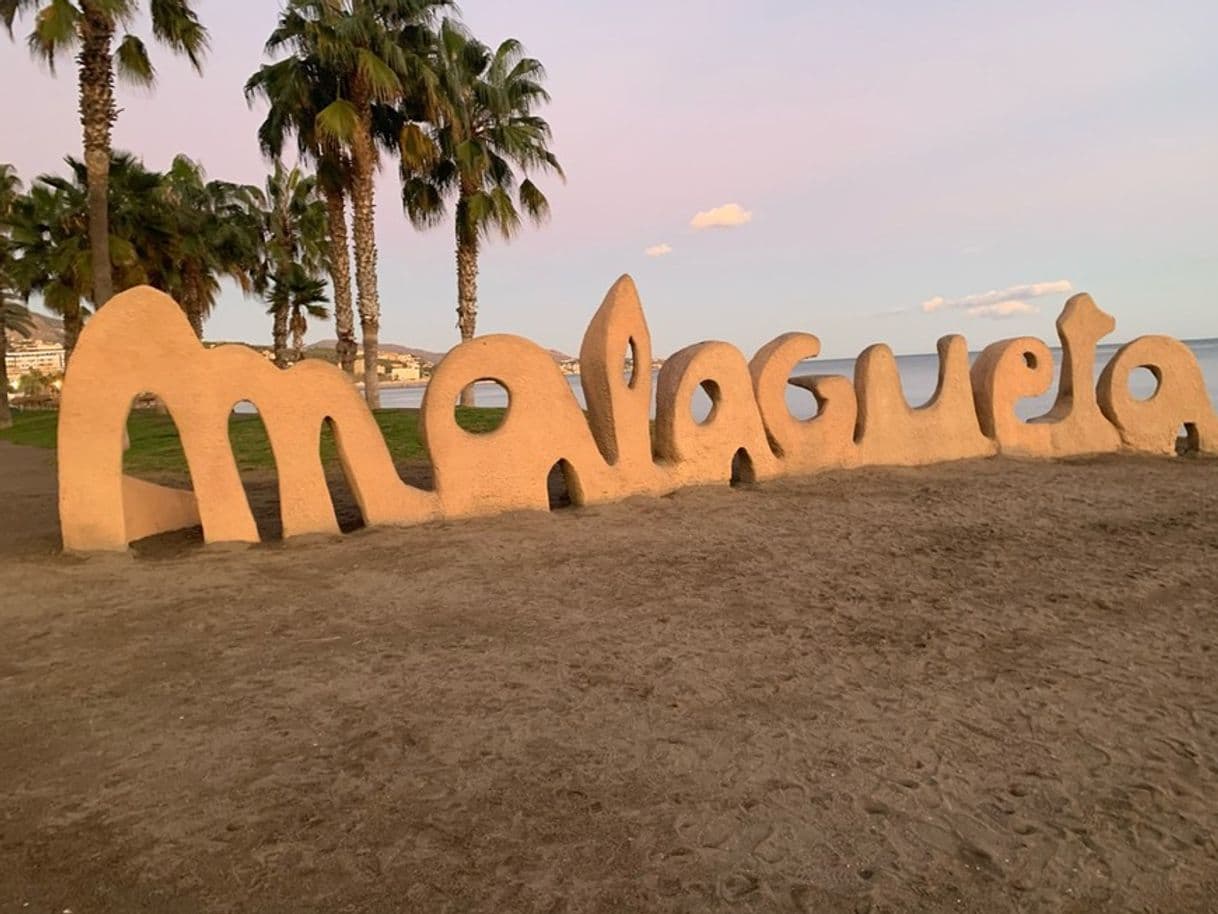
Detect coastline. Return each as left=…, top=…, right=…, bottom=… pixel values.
left=353, top=373, right=582, bottom=392
left=354, top=378, right=430, bottom=390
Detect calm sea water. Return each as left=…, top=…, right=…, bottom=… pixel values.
left=376, top=338, right=1218, bottom=423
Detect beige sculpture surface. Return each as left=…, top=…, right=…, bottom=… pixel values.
left=749, top=333, right=859, bottom=473
left=57, top=278, right=1216, bottom=552
left=972, top=294, right=1123, bottom=458
left=578, top=276, right=657, bottom=478
left=58, top=287, right=437, bottom=552
left=655, top=341, right=780, bottom=486
left=854, top=335, right=997, bottom=466
left=421, top=333, right=613, bottom=516
left=1098, top=335, right=1218, bottom=455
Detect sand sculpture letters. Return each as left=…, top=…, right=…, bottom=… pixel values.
left=58, top=277, right=1218, bottom=551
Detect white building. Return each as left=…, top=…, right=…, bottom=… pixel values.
left=5, top=344, right=66, bottom=378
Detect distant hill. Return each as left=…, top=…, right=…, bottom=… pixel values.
left=5, top=311, right=64, bottom=345
left=3, top=314, right=582, bottom=364
left=308, top=338, right=575, bottom=365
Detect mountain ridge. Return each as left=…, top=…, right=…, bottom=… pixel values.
left=5, top=312, right=65, bottom=345
left=5, top=313, right=576, bottom=364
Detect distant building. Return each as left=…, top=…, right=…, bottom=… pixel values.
left=388, top=364, right=421, bottom=382
left=356, top=349, right=426, bottom=381
left=379, top=351, right=426, bottom=368
left=5, top=343, right=66, bottom=378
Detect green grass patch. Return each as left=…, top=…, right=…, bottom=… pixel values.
left=0, top=407, right=506, bottom=477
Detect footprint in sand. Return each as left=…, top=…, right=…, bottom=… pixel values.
left=717, top=872, right=759, bottom=902
left=862, top=798, right=892, bottom=816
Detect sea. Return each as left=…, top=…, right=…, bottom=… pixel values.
left=373, top=338, right=1218, bottom=424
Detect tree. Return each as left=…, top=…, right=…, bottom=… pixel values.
left=246, top=52, right=358, bottom=374
left=0, top=162, right=33, bottom=429
left=263, top=265, right=330, bottom=367
left=15, top=367, right=58, bottom=401
left=159, top=155, right=264, bottom=338
left=9, top=152, right=264, bottom=349
left=1, top=0, right=208, bottom=312
left=401, top=19, right=562, bottom=405
left=283, top=269, right=330, bottom=363
left=261, top=0, right=450, bottom=408
left=257, top=162, right=328, bottom=368
left=0, top=291, right=35, bottom=429
left=7, top=153, right=163, bottom=356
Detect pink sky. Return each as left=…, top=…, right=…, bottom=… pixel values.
left=1, top=0, right=1215, bottom=358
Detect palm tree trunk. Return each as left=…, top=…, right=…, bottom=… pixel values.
left=455, top=197, right=479, bottom=407
left=187, top=306, right=204, bottom=340
left=291, top=309, right=306, bottom=364
left=182, top=275, right=205, bottom=339
left=272, top=304, right=289, bottom=368
left=63, top=302, right=83, bottom=362
left=77, top=8, right=116, bottom=312
left=323, top=186, right=357, bottom=375
left=349, top=92, right=381, bottom=409
left=0, top=313, right=11, bottom=430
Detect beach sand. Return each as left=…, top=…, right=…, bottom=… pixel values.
left=1, top=441, right=1217, bottom=912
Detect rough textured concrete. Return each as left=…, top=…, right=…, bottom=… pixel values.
left=56, top=279, right=1218, bottom=551
left=655, top=340, right=780, bottom=486
left=972, top=293, right=1124, bottom=458
left=578, top=275, right=658, bottom=478
left=971, top=336, right=1056, bottom=454
left=58, top=286, right=439, bottom=551
left=749, top=332, right=859, bottom=473
left=1099, top=334, right=1218, bottom=455
left=854, top=335, right=997, bottom=466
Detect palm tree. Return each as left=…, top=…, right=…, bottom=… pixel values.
left=246, top=53, right=358, bottom=374
left=0, top=292, right=36, bottom=429
left=257, top=163, right=328, bottom=367
left=9, top=152, right=263, bottom=350
left=0, top=161, right=21, bottom=246
left=286, top=270, right=330, bottom=363
left=15, top=367, right=58, bottom=401
left=261, top=0, right=450, bottom=408
left=263, top=266, right=329, bottom=366
left=1, top=0, right=208, bottom=311
left=8, top=153, right=163, bottom=357
left=0, top=162, right=33, bottom=429
left=158, top=155, right=264, bottom=338
left=401, top=19, right=562, bottom=405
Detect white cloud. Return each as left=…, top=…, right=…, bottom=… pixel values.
left=690, top=203, right=753, bottom=230
left=645, top=243, right=673, bottom=257
left=966, top=300, right=1040, bottom=319
left=920, top=280, right=1072, bottom=314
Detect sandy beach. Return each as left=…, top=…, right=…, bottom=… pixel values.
left=2, top=442, right=1217, bottom=912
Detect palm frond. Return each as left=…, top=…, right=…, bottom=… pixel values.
left=27, top=0, right=80, bottom=67
left=1, top=292, right=36, bottom=339
left=399, top=121, right=438, bottom=170
left=149, top=0, right=208, bottom=72
left=115, top=32, right=154, bottom=85
left=355, top=46, right=403, bottom=101
left=315, top=98, right=360, bottom=145
left=405, top=21, right=561, bottom=246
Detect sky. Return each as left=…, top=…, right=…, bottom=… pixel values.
left=1, top=0, right=1215, bottom=359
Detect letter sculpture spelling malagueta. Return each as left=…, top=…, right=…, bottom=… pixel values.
left=57, top=277, right=1218, bottom=552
